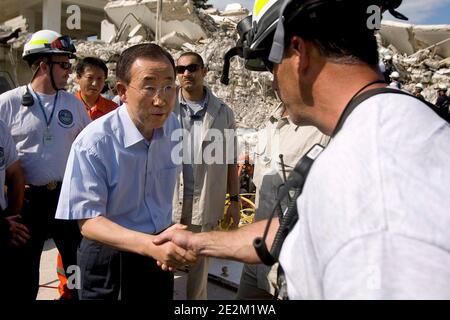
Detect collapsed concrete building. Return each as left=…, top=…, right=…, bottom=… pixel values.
left=70, top=1, right=278, bottom=130
left=0, top=1, right=449, bottom=130
left=73, top=4, right=450, bottom=129
left=380, top=21, right=450, bottom=58
left=379, top=21, right=450, bottom=102
left=101, top=0, right=219, bottom=48
left=0, top=0, right=108, bottom=39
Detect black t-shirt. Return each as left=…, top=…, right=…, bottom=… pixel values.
left=434, top=95, right=450, bottom=123
left=436, top=95, right=450, bottom=109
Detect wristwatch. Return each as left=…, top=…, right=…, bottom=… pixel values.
left=229, top=194, right=240, bottom=202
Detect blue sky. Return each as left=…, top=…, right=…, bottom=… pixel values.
left=207, top=0, right=450, bottom=25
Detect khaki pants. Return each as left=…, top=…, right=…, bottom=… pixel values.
left=180, top=198, right=215, bottom=300
left=235, top=263, right=278, bottom=300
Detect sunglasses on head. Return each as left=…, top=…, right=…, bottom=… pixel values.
left=51, top=61, right=72, bottom=70
left=49, top=36, right=76, bottom=53
left=176, top=64, right=202, bottom=74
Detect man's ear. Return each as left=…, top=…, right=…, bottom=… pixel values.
left=39, top=61, right=49, bottom=73
left=202, top=66, right=208, bottom=77
left=116, top=82, right=128, bottom=103
left=290, top=36, right=309, bottom=73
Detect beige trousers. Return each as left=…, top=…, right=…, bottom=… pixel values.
left=180, top=198, right=215, bottom=300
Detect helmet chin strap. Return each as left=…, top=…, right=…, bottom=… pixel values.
left=47, top=57, right=61, bottom=93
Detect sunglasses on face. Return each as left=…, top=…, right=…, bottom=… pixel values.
left=51, top=61, right=72, bottom=70
left=175, top=64, right=202, bottom=74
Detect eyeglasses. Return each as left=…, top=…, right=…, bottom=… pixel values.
left=175, top=64, right=202, bottom=74
left=51, top=61, right=72, bottom=70
left=128, top=84, right=176, bottom=98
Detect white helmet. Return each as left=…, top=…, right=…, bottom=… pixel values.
left=437, top=83, right=448, bottom=91
left=414, top=83, right=423, bottom=90
left=390, top=71, right=400, bottom=79
left=384, top=55, right=392, bottom=61
left=23, top=29, right=76, bottom=63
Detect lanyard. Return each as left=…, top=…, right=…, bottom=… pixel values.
left=332, top=80, right=386, bottom=137
left=31, top=85, right=59, bottom=128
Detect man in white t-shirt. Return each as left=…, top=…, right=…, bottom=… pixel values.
left=0, top=30, right=91, bottom=299
left=152, top=0, right=450, bottom=299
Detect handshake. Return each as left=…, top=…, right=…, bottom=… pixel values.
left=148, top=217, right=273, bottom=272
left=151, top=224, right=200, bottom=272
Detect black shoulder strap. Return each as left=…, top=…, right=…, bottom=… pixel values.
left=333, top=87, right=447, bottom=136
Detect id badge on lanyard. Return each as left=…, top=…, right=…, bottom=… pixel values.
left=43, top=127, right=54, bottom=146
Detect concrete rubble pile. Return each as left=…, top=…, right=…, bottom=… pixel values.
left=394, top=50, right=450, bottom=102
left=2, top=2, right=450, bottom=129
left=72, top=2, right=279, bottom=130
left=379, top=21, right=450, bottom=102
left=73, top=37, right=278, bottom=129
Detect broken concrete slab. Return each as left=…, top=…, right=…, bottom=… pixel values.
left=205, top=3, right=249, bottom=27
left=439, top=57, right=450, bottom=68
left=380, top=21, right=450, bottom=58
left=160, top=31, right=193, bottom=49
left=222, top=3, right=249, bottom=16
left=3, top=15, right=27, bottom=33
left=101, top=19, right=117, bottom=43
left=104, top=0, right=213, bottom=46
left=127, top=35, right=145, bottom=44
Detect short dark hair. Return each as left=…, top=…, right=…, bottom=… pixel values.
left=76, top=57, right=108, bottom=78
left=116, top=43, right=175, bottom=85
left=178, top=52, right=204, bottom=67
left=285, top=1, right=379, bottom=66
left=26, top=53, right=68, bottom=67
left=29, top=56, right=48, bottom=71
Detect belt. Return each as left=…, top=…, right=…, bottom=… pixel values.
left=27, top=181, right=62, bottom=191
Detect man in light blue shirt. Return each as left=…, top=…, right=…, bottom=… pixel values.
left=0, top=120, right=29, bottom=300
left=0, top=119, right=28, bottom=247
left=56, top=43, right=196, bottom=300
